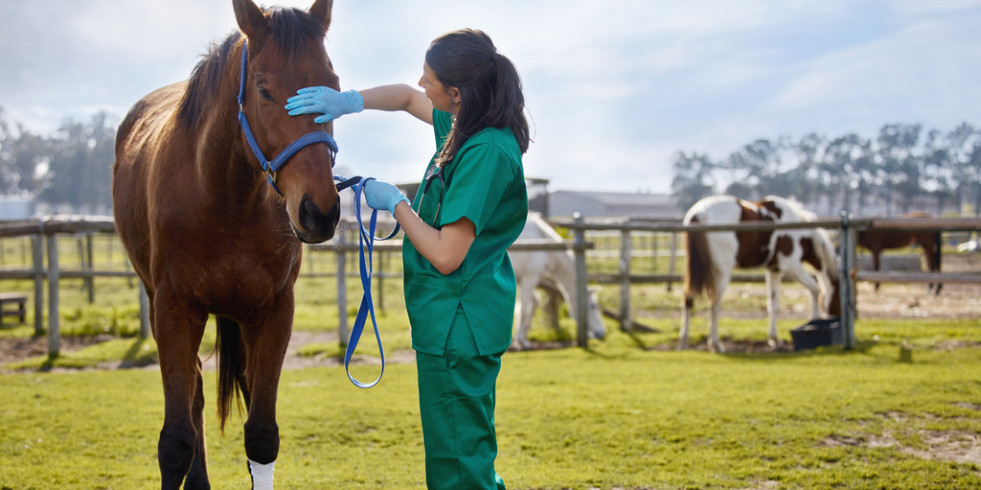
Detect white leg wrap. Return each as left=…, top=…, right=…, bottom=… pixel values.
left=248, top=459, right=275, bottom=489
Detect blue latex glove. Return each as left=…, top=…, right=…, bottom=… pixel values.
left=363, top=179, right=410, bottom=215
left=285, top=86, right=364, bottom=123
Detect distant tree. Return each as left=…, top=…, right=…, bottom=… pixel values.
left=724, top=139, right=774, bottom=200
left=790, top=133, right=827, bottom=204
left=820, top=134, right=869, bottom=214
left=39, top=112, right=116, bottom=212
left=875, top=123, right=922, bottom=213
left=922, top=129, right=958, bottom=215
left=0, top=107, right=51, bottom=197
left=947, top=123, right=981, bottom=216
left=670, top=151, right=717, bottom=211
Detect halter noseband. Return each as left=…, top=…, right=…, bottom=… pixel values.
left=237, top=41, right=339, bottom=196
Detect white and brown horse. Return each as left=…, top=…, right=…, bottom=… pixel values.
left=680, top=195, right=841, bottom=351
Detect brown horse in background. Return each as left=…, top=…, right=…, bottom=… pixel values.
left=857, top=211, right=943, bottom=295
left=112, top=0, right=341, bottom=487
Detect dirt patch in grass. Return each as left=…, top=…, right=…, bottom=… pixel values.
left=822, top=429, right=981, bottom=467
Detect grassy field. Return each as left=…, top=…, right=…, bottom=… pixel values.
left=1, top=236, right=980, bottom=488
left=1, top=325, right=980, bottom=489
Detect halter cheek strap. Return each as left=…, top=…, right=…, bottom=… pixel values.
left=237, top=41, right=338, bottom=196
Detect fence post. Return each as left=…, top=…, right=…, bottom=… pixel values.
left=667, top=232, right=678, bottom=292
left=337, top=234, right=349, bottom=347
left=139, top=282, right=150, bottom=338
left=85, top=233, right=95, bottom=304
left=838, top=211, right=857, bottom=349
left=32, top=235, right=44, bottom=336
left=618, top=228, right=632, bottom=332
left=573, top=213, right=589, bottom=348
left=46, top=233, right=60, bottom=357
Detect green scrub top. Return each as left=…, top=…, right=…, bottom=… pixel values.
left=403, top=109, right=528, bottom=356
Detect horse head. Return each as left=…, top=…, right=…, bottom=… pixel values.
left=234, top=0, right=341, bottom=243
left=812, top=228, right=842, bottom=318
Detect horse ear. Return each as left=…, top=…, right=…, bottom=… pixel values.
left=233, top=0, right=268, bottom=43
left=309, top=0, right=333, bottom=32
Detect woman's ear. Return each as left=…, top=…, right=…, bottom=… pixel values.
left=448, top=87, right=461, bottom=106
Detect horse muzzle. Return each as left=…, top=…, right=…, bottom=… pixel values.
left=292, top=193, right=340, bottom=243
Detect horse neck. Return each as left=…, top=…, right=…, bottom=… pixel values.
left=809, top=232, right=838, bottom=300
left=194, top=61, right=266, bottom=208
left=552, top=252, right=579, bottom=310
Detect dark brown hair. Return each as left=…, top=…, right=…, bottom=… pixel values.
left=426, top=29, right=530, bottom=166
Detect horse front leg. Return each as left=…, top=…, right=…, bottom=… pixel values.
left=153, top=292, right=210, bottom=490
left=241, top=309, right=293, bottom=489
left=512, top=278, right=538, bottom=350
left=184, top=359, right=210, bottom=489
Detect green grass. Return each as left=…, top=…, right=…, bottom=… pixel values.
left=3, top=236, right=981, bottom=488
left=1, top=330, right=980, bottom=489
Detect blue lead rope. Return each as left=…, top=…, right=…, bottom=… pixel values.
left=336, top=176, right=400, bottom=388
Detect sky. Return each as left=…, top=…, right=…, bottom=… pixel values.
left=2, top=0, right=981, bottom=193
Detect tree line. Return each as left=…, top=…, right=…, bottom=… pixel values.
left=2, top=106, right=980, bottom=218
left=0, top=107, right=116, bottom=214
left=670, top=122, right=981, bottom=216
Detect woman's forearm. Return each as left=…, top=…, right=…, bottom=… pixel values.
left=359, top=85, right=433, bottom=124
left=393, top=201, right=474, bottom=275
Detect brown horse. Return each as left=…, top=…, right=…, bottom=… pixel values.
left=857, top=211, right=943, bottom=295
left=112, top=0, right=341, bottom=487
left=681, top=195, right=841, bottom=352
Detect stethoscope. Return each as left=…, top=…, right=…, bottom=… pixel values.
left=417, top=164, right=446, bottom=227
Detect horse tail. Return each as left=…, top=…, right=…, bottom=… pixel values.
left=216, top=316, right=246, bottom=433
left=684, top=227, right=712, bottom=300
left=931, top=230, right=943, bottom=273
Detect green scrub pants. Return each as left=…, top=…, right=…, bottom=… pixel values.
left=415, top=308, right=506, bottom=490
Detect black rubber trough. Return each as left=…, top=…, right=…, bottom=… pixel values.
left=791, top=318, right=843, bottom=351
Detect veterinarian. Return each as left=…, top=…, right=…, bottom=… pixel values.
left=285, top=28, right=529, bottom=489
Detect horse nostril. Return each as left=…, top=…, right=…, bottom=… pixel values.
left=298, top=196, right=321, bottom=231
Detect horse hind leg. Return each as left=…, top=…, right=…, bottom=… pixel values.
left=764, top=270, right=783, bottom=348
left=707, top=292, right=726, bottom=353
left=679, top=294, right=694, bottom=350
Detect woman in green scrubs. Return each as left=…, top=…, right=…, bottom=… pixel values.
left=285, top=29, right=530, bottom=489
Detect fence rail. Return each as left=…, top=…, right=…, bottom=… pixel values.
left=3, top=213, right=980, bottom=356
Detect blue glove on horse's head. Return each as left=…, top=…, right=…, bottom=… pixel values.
left=285, top=87, right=364, bottom=124
left=363, top=179, right=410, bottom=215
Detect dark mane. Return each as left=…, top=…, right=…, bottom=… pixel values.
left=177, top=7, right=326, bottom=129
left=177, top=32, right=240, bottom=129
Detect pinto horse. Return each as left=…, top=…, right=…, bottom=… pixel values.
left=112, top=1, right=341, bottom=487
left=680, top=195, right=841, bottom=352
left=858, top=211, right=943, bottom=295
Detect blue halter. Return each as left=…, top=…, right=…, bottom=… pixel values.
left=237, top=41, right=338, bottom=196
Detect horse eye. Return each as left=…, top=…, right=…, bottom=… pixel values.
left=258, top=88, right=274, bottom=101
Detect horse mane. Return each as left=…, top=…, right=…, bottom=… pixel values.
left=177, top=6, right=328, bottom=129
left=764, top=195, right=816, bottom=221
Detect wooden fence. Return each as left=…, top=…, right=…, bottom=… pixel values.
left=2, top=214, right=980, bottom=356
left=554, top=213, right=981, bottom=349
